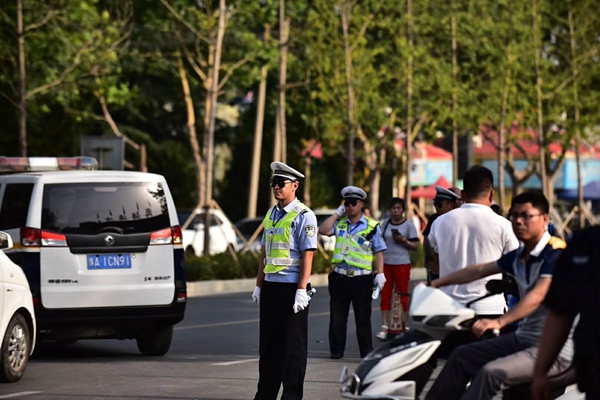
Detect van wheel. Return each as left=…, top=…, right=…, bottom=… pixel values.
left=0, top=314, right=30, bottom=383
left=136, top=325, right=173, bottom=356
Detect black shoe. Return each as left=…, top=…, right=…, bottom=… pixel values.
left=330, top=353, right=342, bottom=359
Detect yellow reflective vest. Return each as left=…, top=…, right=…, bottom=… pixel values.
left=263, top=202, right=309, bottom=274
left=332, top=216, right=379, bottom=270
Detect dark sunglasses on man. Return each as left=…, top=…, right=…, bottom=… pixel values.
left=269, top=177, right=295, bottom=188
left=344, top=199, right=361, bottom=207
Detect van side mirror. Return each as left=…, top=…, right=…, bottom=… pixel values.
left=0, top=232, right=13, bottom=250
left=486, top=279, right=508, bottom=295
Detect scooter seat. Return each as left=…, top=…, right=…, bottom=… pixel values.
left=503, top=365, right=576, bottom=400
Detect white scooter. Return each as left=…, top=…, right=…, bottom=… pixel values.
left=339, top=281, right=579, bottom=400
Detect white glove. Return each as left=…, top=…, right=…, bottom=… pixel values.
left=252, top=286, right=261, bottom=304
left=335, top=205, right=346, bottom=217
left=293, top=289, right=309, bottom=313
left=375, top=273, right=387, bottom=290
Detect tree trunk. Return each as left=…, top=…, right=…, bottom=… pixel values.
left=405, top=0, right=414, bottom=218
left=248, top=25, right=270, bottom=218
left=203, top=0, right=227, bottom=257
left=569, top=5, right=584, bottom=229
left=277, top=0, right=289, bottom=164
left=451, top=2, right=458, bottom=186
left=177, top=53, right=204, bottom=210
left=304, top=156, right=311, bottom=207
left=341, top=0, right=355, bottom=186
left=498, top=68, right=511, bottom=213
left=532, top=0, right=548, bottom=198
left=201, top=44, right=214, bottom=207
left=17, top=0, right=27, bottom=157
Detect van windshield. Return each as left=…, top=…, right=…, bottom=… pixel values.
left=41, top=182, right=170, bottom=235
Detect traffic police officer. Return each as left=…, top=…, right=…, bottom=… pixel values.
left=532, top=225, right=600, bottom=400
left=251, top=161, right=317, bottom=400
left=423, top=186, right=462, bottom=282
left=318, top=186, right=387, bottom=359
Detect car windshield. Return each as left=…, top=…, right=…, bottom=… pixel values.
left=41, top=182, right=170, bottom=235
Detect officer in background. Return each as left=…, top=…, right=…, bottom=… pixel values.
left=252, top=161, right=318, bottom=400
left=532, top=225, right=600, bottom=400
left=422, top=186, right=462, bottom=283
left=318, top=186, right=387, bottom=359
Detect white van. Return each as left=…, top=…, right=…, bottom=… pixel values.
left=0, top=157, right=186, bottom=356
left=0, top=231, right=36, bottom=382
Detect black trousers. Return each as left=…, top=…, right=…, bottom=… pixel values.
left=255, top=281, right=308, bottom=400
left=328, top=272, right=373, bottom=358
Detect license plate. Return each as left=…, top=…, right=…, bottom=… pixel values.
left=87, top=254, right=132, bottom=269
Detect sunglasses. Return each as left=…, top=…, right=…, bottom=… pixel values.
left=344, top=199, right=361, bottom=207
left=270, top=178, right=294, bottom=188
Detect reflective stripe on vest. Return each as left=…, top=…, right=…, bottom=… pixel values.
left=332, top=216, right=378, bottom=270
left=262, top=202, right=309, bottom=273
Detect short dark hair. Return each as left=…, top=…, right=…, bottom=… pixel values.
left=463, top=166, right=494, bottom=199
left=390, top=197, right=405, bottom=209
left=511, top=191, right=549, bottom=214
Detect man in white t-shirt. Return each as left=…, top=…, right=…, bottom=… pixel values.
left=429, top=166, right=519, bottom=315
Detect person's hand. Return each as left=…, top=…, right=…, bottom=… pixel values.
left=472, top=318, right=502, bottom=338
left=429, top=279, right=440, bottom=288
left=375, top=273, right=387, bottom=290
left=531, top=374, right=551, bottom=400
left=393, top=232, right=406, bottom=244
left=335, top=205, right=346, bottom=217
left=293, top=289, right=309, bottom=313
left=252, top=286, right=261, bottom=304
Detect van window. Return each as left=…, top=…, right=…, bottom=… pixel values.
left=41, top=182, right=170, bottom=235
left=0, top=183, right=34, bottom=229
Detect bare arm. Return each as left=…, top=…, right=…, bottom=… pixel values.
left=496, top=277, right=551, bottom=328
left=255, top=248, right=266, bottom=287
left=318, top=213, right=338, bottom=236
left=374, top=251, right=384, bottom=275
left=393, top=231, right=419, bottom=250
left=297, top=250, right=314, bottom=290
left=431, top=261, right=501, bottom=288
left=430, top=251, right=440, bottom=274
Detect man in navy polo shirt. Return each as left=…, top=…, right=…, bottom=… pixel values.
left=425, top=192, right=573, bottom=400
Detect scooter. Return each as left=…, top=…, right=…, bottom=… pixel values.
left=339, top=280, right=577, bottom=400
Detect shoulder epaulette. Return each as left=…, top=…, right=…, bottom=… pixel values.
left=548, top=236, right=567, bottom=250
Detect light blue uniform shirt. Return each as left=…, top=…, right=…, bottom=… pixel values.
left=331, top=215, right=387, bottom=273
left=261, top=198, right=318, bottom=283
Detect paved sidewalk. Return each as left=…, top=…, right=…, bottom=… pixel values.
left=187, top=267, right=428, bottom=297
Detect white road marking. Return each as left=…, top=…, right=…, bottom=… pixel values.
left=0, top=392, right=42, bottom=399
left=176, top=311, right=330, bottom=331
left=212, top=357, right=260, bottom=366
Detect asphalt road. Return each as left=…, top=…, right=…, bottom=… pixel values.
left=0, top=285, right=417, bottom=400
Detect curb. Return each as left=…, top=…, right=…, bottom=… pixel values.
left=186, top=268, right=428, bottom=298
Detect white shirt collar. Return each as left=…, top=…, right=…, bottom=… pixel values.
left=519, top=231, right=551, bottom=258
left=275, top=197, right=299, bottom=214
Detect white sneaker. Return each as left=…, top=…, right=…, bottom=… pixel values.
left=376, top=325, right=388, bottom=340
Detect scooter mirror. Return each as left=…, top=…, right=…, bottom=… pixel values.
left=486, top=279, right=509, bottom=295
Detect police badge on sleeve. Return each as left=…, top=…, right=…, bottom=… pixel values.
left=305, top=225, right=316, bottom=237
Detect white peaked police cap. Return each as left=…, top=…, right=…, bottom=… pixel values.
left=270, top=161, right=304, bottom=181
left=434, top=186, right=461, bottom=201
left=341, top=186, right=367, bottom=200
